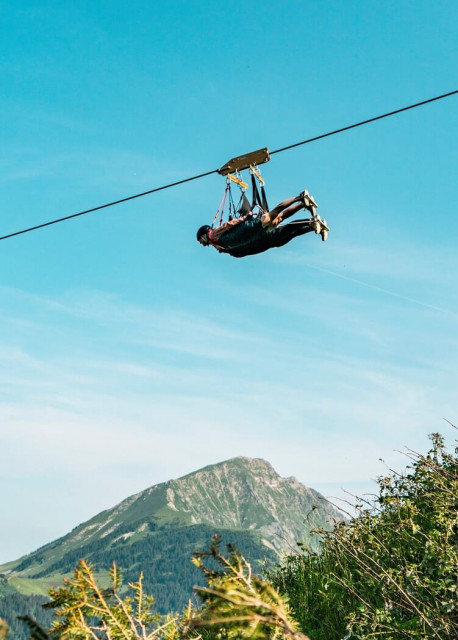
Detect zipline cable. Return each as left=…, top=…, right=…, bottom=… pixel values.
left=0, top=169, right=219, bottom=241
left=269, top=90, right=458, bottom=155
left=1, top=89, right=456, bottom=242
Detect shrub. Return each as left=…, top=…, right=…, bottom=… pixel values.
left=272, top=433, right=458, bottom=639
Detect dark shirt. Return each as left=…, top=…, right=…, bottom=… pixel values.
left=211, top=218, right=273, bottom=257
left=207, top=216, right=314, bottom=258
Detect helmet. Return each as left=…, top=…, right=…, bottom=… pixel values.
left=196, top=225, right=211, bottom=241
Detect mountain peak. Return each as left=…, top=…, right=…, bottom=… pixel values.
left=155, top=455, right=341, bottom=551
left=1, top=456, right=344, bottom=615
left=44, top=454, right=341, bottom=557
left=181, top=456, right=277, bottom=480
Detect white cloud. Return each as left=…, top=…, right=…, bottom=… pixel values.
left=0, top=282, right=456, bottom=562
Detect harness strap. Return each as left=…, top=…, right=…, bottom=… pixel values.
left=251, top=174, right=267, bottom=213
left=260, top=184, right=269, bottom=212
left=212, top=183, right=229, bottom=228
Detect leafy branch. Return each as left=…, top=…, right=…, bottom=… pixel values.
left=188, top=535, right=309, bottom=640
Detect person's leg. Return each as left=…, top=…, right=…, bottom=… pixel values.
left=269, top=195, right=301, bottom=216
left=271, top=220, right=315, bottom=247
left=262, top=198, right=303, bottom=228
left=268, top=201, right=305, bottom=226
left=263, top=191, right=318, bottom=227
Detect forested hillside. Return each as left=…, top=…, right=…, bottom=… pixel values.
left=0, top=594, right=52, bottom=640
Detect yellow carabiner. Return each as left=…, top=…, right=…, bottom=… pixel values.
left=249, top=164, right=265, bottom=186
left=227, top=173, right=248, bottom=190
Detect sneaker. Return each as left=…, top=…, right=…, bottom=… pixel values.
left=300, top=190, right=317, bottom=212
left=320, top=219, right=329, bottom=241
left=305, top=193, right=318, bottom=210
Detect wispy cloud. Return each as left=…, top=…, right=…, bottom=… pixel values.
left=0, top=282, right=455, bottom=562
left=1, top=285, right=453, bottom=448
left=0, top=147, right=169, bottom=192
left=275, top=239, right=458, bottom=302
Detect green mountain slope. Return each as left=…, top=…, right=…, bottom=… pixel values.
left=1, top=457, right=342, bottom=614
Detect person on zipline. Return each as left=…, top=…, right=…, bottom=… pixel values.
left=196, top=191, right=329, bottom=258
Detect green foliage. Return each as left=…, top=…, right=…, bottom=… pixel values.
left=188, top=536, right=309, bottom=640
left=46, top=559, right=181, bottom=639
left=1, top=542, right=305, bottom=640
left=272, top=433, right=458, bottom=639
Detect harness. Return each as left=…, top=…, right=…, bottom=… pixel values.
left=211, top=165, right=269, bottom=231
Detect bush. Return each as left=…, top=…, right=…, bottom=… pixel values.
left=272, top=433, right=458, bottom=639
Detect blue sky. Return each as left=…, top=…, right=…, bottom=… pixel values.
left=0, top=1, right=457, bottom=562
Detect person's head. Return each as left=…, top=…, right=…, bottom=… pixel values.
left=196, top=225, right=211, bottom=246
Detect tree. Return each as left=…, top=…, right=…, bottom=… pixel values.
left=10, top=542, right=306, bottom=640
left=45, top=560, right=181, bottom=639
left=189, top=535, right=310, bottom=640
